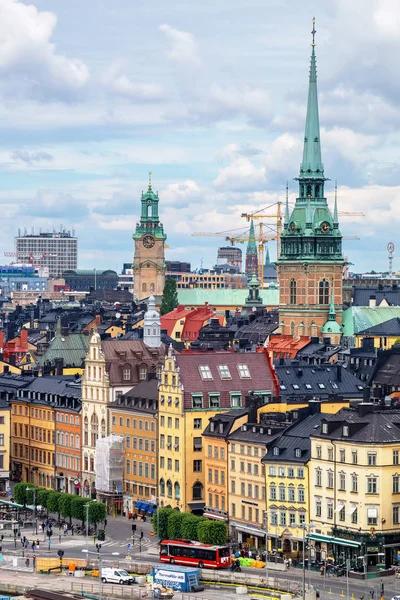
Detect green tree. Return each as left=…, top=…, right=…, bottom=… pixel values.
left=89, top=502, right=107, bottom=531
left=25, top=486, right=39, bottom=510
left=13, top=483, right=27, bottom=506
left=153, top=508, right=174, bottom=540
left=37, top=488, right=51, bottom=511
left=167, top=511, right=184, bottom=540
left=71, top=497, right=88, bottom=526
left=197, top=520, right=227, bottom=545
left=59, top=494, right=74, bottom=525
left=47, top=491, right=61, bottom=518
left=160, top=278, right=178, bottom=316
left=181, top=514, right=201, bottom=541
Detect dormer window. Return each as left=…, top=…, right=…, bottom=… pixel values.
left=343, top=426, right=349, bottom=437
left=210, top=423, right=215, bottom=432
left=139, top=366, right=147, bottom=381
left=219, top=423, right=224, bottom=434
left=295, top=448, right=302, bottom=458
left=199, top=365, right=213, bottom=380
left=218, top=365, right=231, bottom=380
left=322, top=423, right=328, bottom=434
left=123, top=368, right=131, bottom=381
left=238, top=364, right=250, bottom=379
left=273, top=447, right=279, bottom=456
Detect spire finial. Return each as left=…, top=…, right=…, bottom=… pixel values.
left=311, top=17, right=316, bottom=47
left=334, top=180, right=339, bottom=223
left=148, top=171, right=152, bottom=189
left=285, top=182, right=290, bottom=223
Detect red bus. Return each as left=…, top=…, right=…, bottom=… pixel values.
left=160, top=539, right=231, bottom=569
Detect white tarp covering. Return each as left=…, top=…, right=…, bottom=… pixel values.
left=95, top=434, right=124, bottom=493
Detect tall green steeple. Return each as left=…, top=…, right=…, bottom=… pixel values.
left=133, top=172, right=166, bottom=241
left=279, top=18, right=342, bottom=263
left=300, top=18, right=324, bottom=182
left=247, top=219, right=257, bottom=254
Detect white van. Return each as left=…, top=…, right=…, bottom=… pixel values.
left=101, top=568, right=136, bottom=585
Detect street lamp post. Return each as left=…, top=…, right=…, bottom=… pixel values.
left=293, top=522, right=316, bottom=600
left=26, top=486, right=37, bottom=534
left=85, top=500, right=94, bottom=554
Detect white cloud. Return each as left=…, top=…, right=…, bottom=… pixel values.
left=214, top=157, right=266, bottom=191
left=0, top=0, right=89, bottom=97
left=102, top=61, right=164, bottom=101
left=159, top=24, right=202, bottom=68
left=161, top=180, right=201, bottom=206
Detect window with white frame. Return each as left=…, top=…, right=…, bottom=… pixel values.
left=237, top=364, right=251, bottom=378
left=367, top=476, right=378, bottom=494
left=367, top=507, right=378, bottom=525
left=218, top=365, right=231, bottom=379
left=199, top=365, right=213, bottom=380
left=351, top=473, right=358, bottom=493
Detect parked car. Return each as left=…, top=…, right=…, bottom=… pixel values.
left=101, top=568, right=136, bottom=585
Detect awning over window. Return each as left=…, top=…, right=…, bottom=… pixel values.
left=347, top=505, right=357, bottom=516
left=367, top=508, right=378, bottom=519
left=135, top=502, right=148, bottom=511
left=0, top=499, right=24, bottom=509
left=308, top=533, right=361, bottom=548
left=147, top=507, right=155, bottom=515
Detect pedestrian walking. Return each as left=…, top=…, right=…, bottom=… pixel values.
left=25, top=555, right=30, bottom=567
left=63, top=523, right=68, bottom=536
left=31, top=541, right=35, bottom=552
left=32, top=554, right=36, bottom=570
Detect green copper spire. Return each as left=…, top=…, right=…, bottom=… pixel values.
left=321, top=293, right=342, bottom=336
left=300, top=18, right=324, bottom=180
left=285, top=183, right=290, bottom=228
left=265, top=245, right=270, bottom=265
left=333, top=181, right=339, bottom=224
left=246, top=219, right=257, bottom=254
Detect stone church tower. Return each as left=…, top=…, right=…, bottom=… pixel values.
left=143, top=295, right=161, bottom=348
left=278, top=20, right=344, bottom=339
left=133, top=175, right=167, bottom=301
left=245, top=219, right=258, bottom=280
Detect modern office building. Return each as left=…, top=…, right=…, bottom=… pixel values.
left=15, top=229, right=78, bottom=277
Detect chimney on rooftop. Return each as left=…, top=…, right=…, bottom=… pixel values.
left=336, top=364, right=342, bottom=382
left=369, top=295, right=376, bottom=308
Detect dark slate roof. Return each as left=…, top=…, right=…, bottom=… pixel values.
left=228, top=421, right=286, bottom=444
left=357, top=317, right=400, bottom=337
left=311, top=405, right=400, bottom=443
left=274, top=360, right=366, bottom=399
left=372, top=352, right=400, bottom=387
left=353, top=287, right=400, bottom=307
left=235, top=316, right=279, bottom=345
left=20, top=376, right=81, bottom=399
left=124, top=377, right=159, bottom=400
left=202, top=409, right=249, bottom=438
left=262, top=413, right=326, bottom=464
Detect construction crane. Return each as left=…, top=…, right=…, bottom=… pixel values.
left=241, top=200, right=283, bottom=262
left=4, top=252, right=56, bottom=266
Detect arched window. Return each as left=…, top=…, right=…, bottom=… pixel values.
left=192, top=481, right=203, bottom=500
left=84, top=416, right=88, bottom=446
left=319, top=279, right=329, bottom=304
left=101, top=419, right=106, bottom=437
left=307, top=184, right=312, bottom=197
left=160, top=478, right=165, bottom=496
left=174, top=482, right=181, bottom=500
left=126, top=459, right=130, bottom=475
left=167, top=480, right=172, bottom=498
left=142, top=283, right=147, bottom=293
left=90, top=413, right=99, bottom=447
left=290, top=279, right=296, bottom=305
left=290, top=321, right=295, bottom=337
left=315, top=184, right=320, bottom=197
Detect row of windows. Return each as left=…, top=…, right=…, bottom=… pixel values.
left=232, top=460, right=264, bottom=476
left=289, top=278, right=330, bottom=305
left=160, top=416, right=179, bottom=429
left=14, top=424, right=55, bottom=444
left=160, top=435, right=180, bottom=451
left=191, top=393, right=242, bottom=409
left=126, top=437, right=156, bottom=452
left=159, top=479, right=181, bottom=500
left=315, top=447, right=383, bottom=465
left=112, top=415, right=155, bottom=431
left=126, top=459, right=156, bottom=480
left=160, top=457, right=179, bottom=472
left=56, top=432, right=80, bottom=449
left=208, top=468, right=225, bottom=486
left=83, top=456, right=95, bottom=472
left=314, top=501, right=380, bottom=526
left=197, top=364, right=250, bottom=382
left=124, top=482, right=155, bottom=497
left=13, top=405, right=53, bottom=419
left=315, top=469, right=378, bottom=493
left=56, top=414, right=80, bottom=425
left=208, top=446, right=225, bottom=460
left=14, top=444, right=55, bottom=466
left=56, top=453, right=80, bottom=471
left=269, top=484, right=305, bottom=502
left=268, top=465, right=304, bottom=478
left=232, top=480, right=266, bottom=500
left=208, top=493, right=225, bottom=511
left=230, top=443, right=263, bottom=457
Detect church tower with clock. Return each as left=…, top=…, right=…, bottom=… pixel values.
left=277, top=20, right=344, bottom=339
left=133, top=175, right=167, bottom=301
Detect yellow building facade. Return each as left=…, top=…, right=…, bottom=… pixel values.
left=309, top=405, right=400, bottom=567
left=0, top=399, right=11, bottom=492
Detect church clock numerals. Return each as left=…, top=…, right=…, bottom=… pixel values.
left=143, top=235, right=155, bottom=249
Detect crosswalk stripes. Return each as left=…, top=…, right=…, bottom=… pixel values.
left=101, top=536, right=151, bottom=548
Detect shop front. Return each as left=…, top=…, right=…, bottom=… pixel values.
left=230, top=520, right=272, bottom=550
left=308, top=532, right=361, bottom=565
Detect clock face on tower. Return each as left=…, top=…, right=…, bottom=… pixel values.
left=143, top=234, right=155, bottom=249
left=321, top=222, right=330, bottom=233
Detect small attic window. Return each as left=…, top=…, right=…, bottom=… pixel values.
left=273, top=447, right=279, bottom=456
left=343, top=426, right=349, bottom=437
left=295, top=448, right=302, bottom=458
left=322, top=423, right=328, bottom=434
left=199, top=365, right=212, bottom=380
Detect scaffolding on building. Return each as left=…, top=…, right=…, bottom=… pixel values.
left=95, top=435, right=124, bottom=495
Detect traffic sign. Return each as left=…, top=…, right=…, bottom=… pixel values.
left=127, top=543, right=131, bottom=549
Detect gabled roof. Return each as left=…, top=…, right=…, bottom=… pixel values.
left=36, top=331, right=89, bottom=368
left=357, top=317, right=400, bottom=337
left=203, top=409, right=248, bottom=439
left=176, top=349, right=279, bottom=397
left=342, top=306, right=400, bottom=337
left=352, top=287, right=400, bottom=308
left=311, top=406, right=400, bottom=443
left=274, top=361, right=366, bottom=399
left=160, top=306, right=194, bottom=336
left=268, top=335, right=311, bottom=359
left=262, top=413, right=326, bottom=464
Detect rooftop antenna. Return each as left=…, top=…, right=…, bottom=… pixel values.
left=388, top=242, right=395, bottom=278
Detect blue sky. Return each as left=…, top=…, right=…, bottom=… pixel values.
left=0, top=0, right=399, bottom=273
